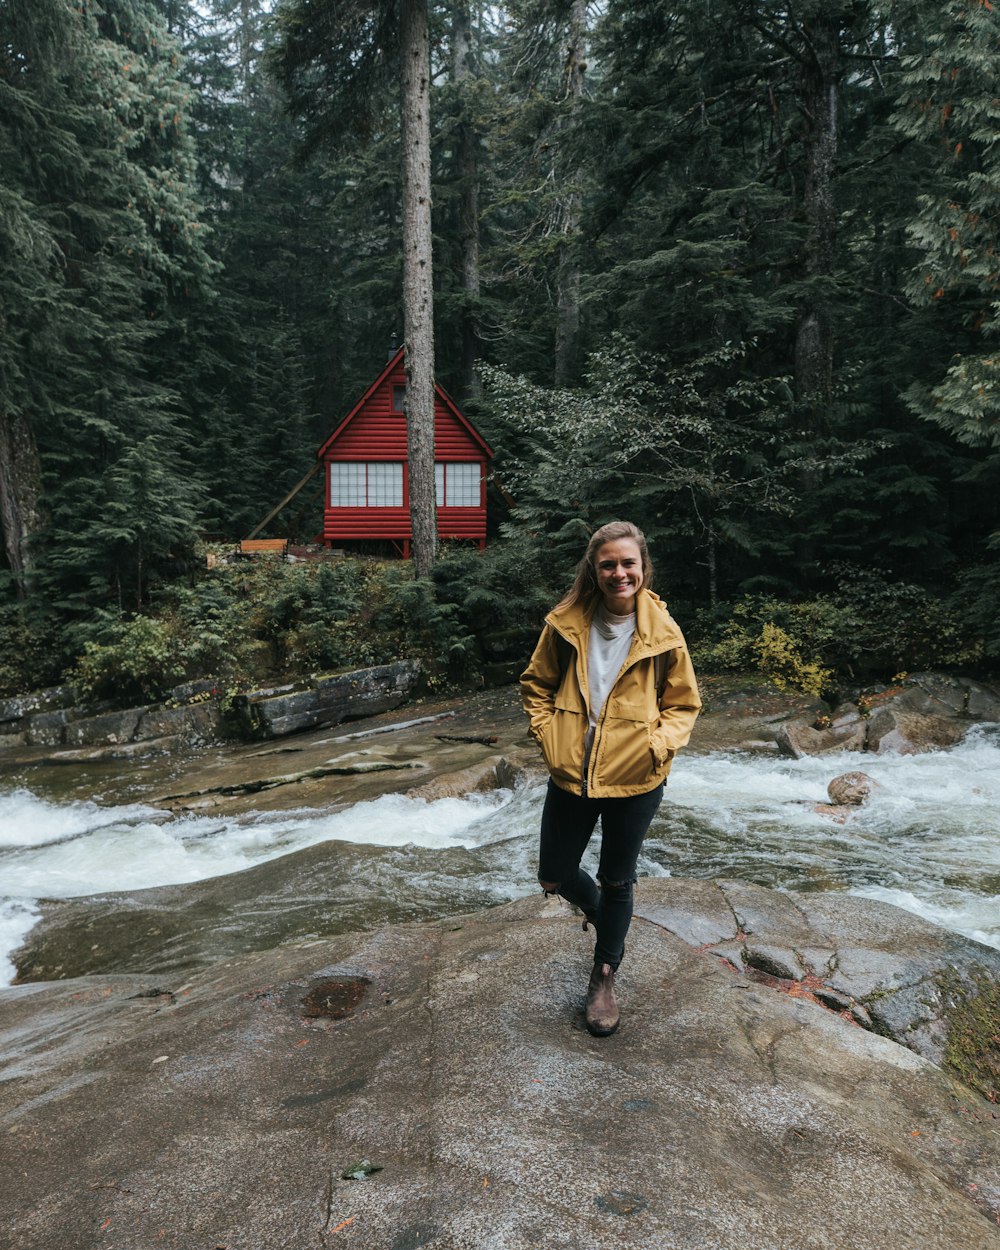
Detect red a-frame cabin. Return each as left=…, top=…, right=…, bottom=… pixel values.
left=317, top=346, right=493, bottom=557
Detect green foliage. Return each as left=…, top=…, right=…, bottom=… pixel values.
left=480, top=337, right=810, bottom=603
left=0, top=603, right=64, bottom=697
left=2, top=535, right=989, bottom=706
left=432, top=537, right=559, bottom=633
left=168, top=557, right=380, bottom=684
left=750, top=624, right=834, bottom=699
left=4, top=0, right=1000, bottom=671
left=71, top=616, right=190, bottom=704
left=1, top=0, right=215, bottom=617
left=693, top=600, right=844, bottom=696
left=61, top=552, right=498, bottom=703
left=950, top=557, right=1000, bottom=659
left=692, top=571, right=983, bottom=694
left=830, top=567, right=984, bottom=672
left=939, top=967, right=1000, bottom=1105
left=891, top=0, right=1000, bottom=448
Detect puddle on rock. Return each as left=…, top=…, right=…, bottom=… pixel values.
left=300, top=976, right=372, bottom=1019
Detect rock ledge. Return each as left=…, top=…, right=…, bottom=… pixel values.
left=2, top=880, right=999, bottom=1250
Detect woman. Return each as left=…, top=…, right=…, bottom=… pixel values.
left=520, top=521, right=700, bottom=1036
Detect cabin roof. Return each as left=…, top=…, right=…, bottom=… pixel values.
left=316, top=346, right=493, bottom=460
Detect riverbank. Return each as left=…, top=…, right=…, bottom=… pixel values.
left=0, top=673, right=932, bottom=818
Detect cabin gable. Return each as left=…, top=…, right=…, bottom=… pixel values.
left=317, top=347, right=493, bottom=554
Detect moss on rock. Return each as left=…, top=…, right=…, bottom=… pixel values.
left=940, top=968, right=1000, bottom=1104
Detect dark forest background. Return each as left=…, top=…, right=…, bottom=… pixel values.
left=3, top=0, right=1000, bottom=701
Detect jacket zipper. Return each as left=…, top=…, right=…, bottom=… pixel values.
left=581, top=658, right=591, bottom=794
left=552, top=624, right=591, bottom=793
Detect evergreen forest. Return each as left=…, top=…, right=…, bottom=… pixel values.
left=3, top=0, right=1000, bottom=703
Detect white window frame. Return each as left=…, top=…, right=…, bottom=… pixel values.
left=330, top=462, right=403, bottom=507
left=435, top=461, right=481, bottom=508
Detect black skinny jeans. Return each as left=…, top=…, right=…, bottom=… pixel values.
left=538, top=778, right=664, bottom=970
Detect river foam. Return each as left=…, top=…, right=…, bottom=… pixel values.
left=2, top=728, right=998, bottom=985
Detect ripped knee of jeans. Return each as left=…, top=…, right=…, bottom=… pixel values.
left=538, top=879, right=561, bottom=896
left=598, top=875, right=635, bottom=899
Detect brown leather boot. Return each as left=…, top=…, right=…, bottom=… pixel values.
left=585, top=961, right=620, bottom=1036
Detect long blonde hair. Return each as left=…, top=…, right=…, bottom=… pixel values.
left=553, top=520, right=654, bottom=613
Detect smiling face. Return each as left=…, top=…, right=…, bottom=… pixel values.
left=594, top=537, right=644, bottom=615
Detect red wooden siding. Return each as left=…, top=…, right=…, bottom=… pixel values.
left=322, top=504, right=486, bottom=542
left=318, top=348, right=492, bottom=548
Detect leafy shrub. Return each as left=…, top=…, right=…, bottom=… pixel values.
left=22, top=536, right=992, bottom=708
left=751, top=622, right=834, bottom=697
left=828, top=567, right=983, bottom=672
left=692, top=569, right=983, bottom=694
left=692, top=609, right=837, bottom=696
left=0, top=603, right=64, bottom=697
left=432, top=538, right=560, bottom=633
left=949, top=560, right=1000, bottom=660
left=71, top=615, right=189, bottom=704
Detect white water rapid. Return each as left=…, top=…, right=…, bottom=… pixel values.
left=2, top=728, right=999, bottom=986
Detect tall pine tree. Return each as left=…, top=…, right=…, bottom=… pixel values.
left=1, top=0, right=215, bottom=627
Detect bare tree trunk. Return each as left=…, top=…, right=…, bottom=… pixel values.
left=794, top=13, right=840, bottom=421
left=401, top=0, right=437, bottom=576
left=554, top=0, right=587, bottom=387
left=136, top=535, right=144, bottom=613
left=240, top=0, right=256, bottom=92
left=0, top=411, right=42, bottom=599
left=701, top=451, right=719, bottom=608
left=452, top=2, right=481, bottom=400
left=706, top=531, right=718, bottom=609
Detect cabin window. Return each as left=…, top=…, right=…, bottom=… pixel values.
left=330, top=462, right=403, bottom=507
left=391, top=384, right=406, bottom=414
left=435, top=461, right=481, bottom=507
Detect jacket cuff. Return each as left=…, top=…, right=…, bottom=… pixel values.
left=651, top=736, right=676, bottom=767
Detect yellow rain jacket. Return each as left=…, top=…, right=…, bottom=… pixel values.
left=520, top=588, right=701, bottom=798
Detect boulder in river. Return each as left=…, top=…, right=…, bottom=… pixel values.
left=827, top=770, right=879, bottom=805
left=813, top=770, right=881, bottom=821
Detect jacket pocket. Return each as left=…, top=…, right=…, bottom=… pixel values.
left=541, top=707, right=586, bottom=789
left=597, top=711, right=657, bottom=790
left=609, top=694, right=654, bottom=721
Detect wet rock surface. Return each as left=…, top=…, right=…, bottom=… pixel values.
left=0, top=661, right=421, bottom=758
left=10, top=831, right=514, bottom=983
left=4, top=679, right=1000, bottom=1247
left=0, top=687, right=536, bottom=816
left=2, top=885, right=999, bottom=1250
left=635, top=878, right=1000, bottom=1084
left=231, top=660, right=421, bottom=738
left=771, top=672, right=1000, bottom=759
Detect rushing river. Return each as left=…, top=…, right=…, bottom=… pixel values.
left=2, top=728, right=999, bottom=985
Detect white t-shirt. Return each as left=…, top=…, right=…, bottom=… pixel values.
left=583, top=603, right=636, bottom=772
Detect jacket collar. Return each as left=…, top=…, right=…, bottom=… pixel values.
left=546, top=587, right=684, bottom=656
